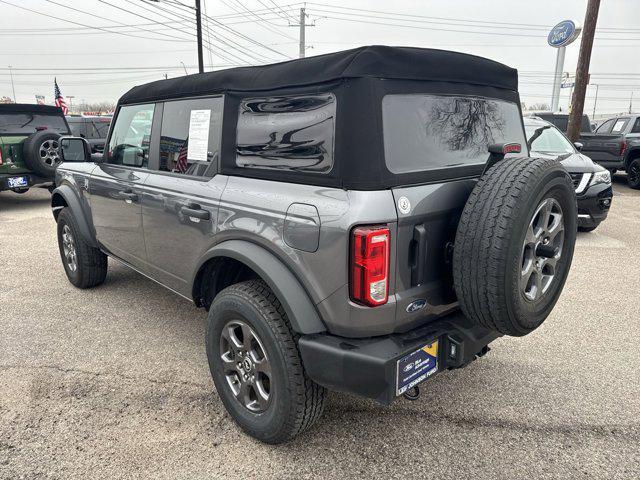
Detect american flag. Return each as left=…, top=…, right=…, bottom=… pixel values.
left=175, top=140, right=189, bottom=173
left=54, top=78, right=68, bottom=114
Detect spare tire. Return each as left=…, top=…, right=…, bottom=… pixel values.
left=453, top=157, right=577, bottom=337
left=22, top=131, right=62, bottom=178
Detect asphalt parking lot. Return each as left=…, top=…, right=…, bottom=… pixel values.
left=1, top=176, right=639, bottom=480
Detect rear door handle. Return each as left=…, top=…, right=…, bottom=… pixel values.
left=120, top=191, right=139, bottom=204
left=410, top=224, right=427, bottom=286
left=180, top=204, right=210, bottom=220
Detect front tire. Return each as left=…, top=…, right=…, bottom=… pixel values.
left=206, top=280, right=326, bottom=444
left=56, top=208, right=108, bottom=288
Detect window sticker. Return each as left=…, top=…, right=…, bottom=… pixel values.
left=187, top=109, right=211, bottom=161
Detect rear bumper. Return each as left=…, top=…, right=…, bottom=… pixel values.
left=298, top=311, right=501, bottom=405
left=577, top=184, right=613, bottom=228
left=0, top=172, right=53, bottom=191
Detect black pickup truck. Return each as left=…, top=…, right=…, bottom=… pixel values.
left=579, top=114, right=640, bottom=189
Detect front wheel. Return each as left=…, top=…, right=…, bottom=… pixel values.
left=56, top=208, right=108, bottom=288
left=206, top=280, right=326, bottom=444
left=627, top=159, right=640, bottom=189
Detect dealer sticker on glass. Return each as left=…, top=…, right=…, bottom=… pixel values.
left=396, top=340, right=439, bottom=396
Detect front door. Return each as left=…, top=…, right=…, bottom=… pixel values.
left=90, top=103, right=156, bottom=268
left=140, top=96, right=226, bottom=297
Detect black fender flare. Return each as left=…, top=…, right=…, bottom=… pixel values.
left=194, top=240, right=326, bottom=335
left=51, top=184, right=99, bottom=248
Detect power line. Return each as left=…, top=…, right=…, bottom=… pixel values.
left=220, top=0, right=297, bottom=40
left=0, top=0, right=192, bottom=42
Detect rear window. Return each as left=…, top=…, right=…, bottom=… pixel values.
left=87, top=118, right=111, bottom=139
left=382, top=94, right=525, bottom=174
left=0, top=113, right=69, bottom=135
left=235, top=93, right=335, bottom=173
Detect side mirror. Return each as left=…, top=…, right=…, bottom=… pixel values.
left=574, top=142, right=584, bottom=151
left=59, top=136, right=91, bottom=162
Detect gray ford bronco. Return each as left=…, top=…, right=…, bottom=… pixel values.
left=52, top=46, right=577, bottom=444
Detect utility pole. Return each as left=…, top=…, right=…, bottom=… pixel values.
left=195, top=0, right=204, bottom=73
left=291, top=8, right=314, bottom=59
left=567, top=0, right=601, bottom=142
left=8, top=65, right=16, bottom=103
left=299, top=7, right=306, bottom=58
left=592, top=83, right=599, bottom=118
left=630, top=92, right=634, bottom=114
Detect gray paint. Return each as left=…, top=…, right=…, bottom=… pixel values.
left=284, top=203, right=320, bottom=253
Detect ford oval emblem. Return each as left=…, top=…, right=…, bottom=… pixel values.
left=548, top=20, right=580, bottom=48
left=406, top=299, right=427, bottom=313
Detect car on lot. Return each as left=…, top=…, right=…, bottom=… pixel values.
left=578, top=114, right=640, bottom=189
left=66, top=115, right=111, bottom=154
left=524, top=116, right=612, bottom=232
left=529, top=111, right=594, bottom=133
left=0, top=103, right=70, bottom=194
left=51, top=46, right=577, bottom=444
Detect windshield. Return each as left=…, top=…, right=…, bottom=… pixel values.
left=525, top=123, right=574, bottom=155
left=0, top=113, right=69, bottom=135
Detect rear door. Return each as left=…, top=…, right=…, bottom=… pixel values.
left=90, top=103, right=155, bottom=267
left=140, top=96, right=226, bottom=297
left=381, top=93, right=526, bottom=326
left=580, top=118, right=625, bottom=165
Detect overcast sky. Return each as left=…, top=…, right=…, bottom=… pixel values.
left=2, top=0, right=639, bottom=116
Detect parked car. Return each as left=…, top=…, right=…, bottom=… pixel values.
left=529, top=111, right=594, bottom=133
left=0, top=103, right=70, bottom=194
left=524, top=116, right=612, bottom=232
left=66, top=115, right=111, bottom=153
left=51, top=46, right=577, bottom=443
left=578, top=114, right=640, bottom=189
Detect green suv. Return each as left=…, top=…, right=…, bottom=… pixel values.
left=0, top=103, right=70, bottom=194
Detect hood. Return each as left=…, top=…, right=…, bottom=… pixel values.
left=530, top=151, right=599, bottom=174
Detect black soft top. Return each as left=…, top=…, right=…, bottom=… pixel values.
left=0, top=103, right=65, bottom=115
left=120, top=45, right=518, bottom=104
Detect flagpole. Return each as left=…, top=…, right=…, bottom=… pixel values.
left=8, top=65, right=16, bottom=103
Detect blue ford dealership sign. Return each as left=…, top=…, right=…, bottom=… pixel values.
left=548, top=20, right=581, bottom=48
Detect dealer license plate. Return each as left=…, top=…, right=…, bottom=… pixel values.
left=396, top=340, right=439, bottom=396
left=7, top=176, right=28, bottom=188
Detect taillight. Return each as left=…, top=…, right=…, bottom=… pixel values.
left=350, top=226, right=390, bottom=307
left=620, top=140, right=627, bottom=157
left=0, top=149, right=3, bottom=166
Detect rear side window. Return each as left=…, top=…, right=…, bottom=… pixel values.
left=0, top=113, right=68, bottom=135
left=107, top=103, right=154, bottom=168
left=382, top=95, right=525, bottom=174
left=235, top=93, right=335, bottom=173
left=67, top=119, right=84, bottom=137
left=632, top=118, right=640, bottom=134
left=159, top=97, right=223, bottom=178
left=87, top=119, right=111, bottom=139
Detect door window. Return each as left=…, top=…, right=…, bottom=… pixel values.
left=595, top=118, right=615, bottom=134
left=159, top=97, right=223, bottom=177
left=611, top=118, right=630, bottom=134
left=107, top=104, right=154, bottom=168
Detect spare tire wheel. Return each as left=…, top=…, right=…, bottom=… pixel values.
left=22, top=131, right=62, bottom=178
left=453, top=157, right=577, bottom=337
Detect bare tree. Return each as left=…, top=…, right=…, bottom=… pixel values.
left=426, top=97, right=506, bottom=156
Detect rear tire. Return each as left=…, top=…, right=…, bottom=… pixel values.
left=627, top=159, right=640, bottom=189
left=453, top=157, right=577, bottom=337
left=56, top=208, right=108, bottom=288
left=206, top=280, right=326, bottom=444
